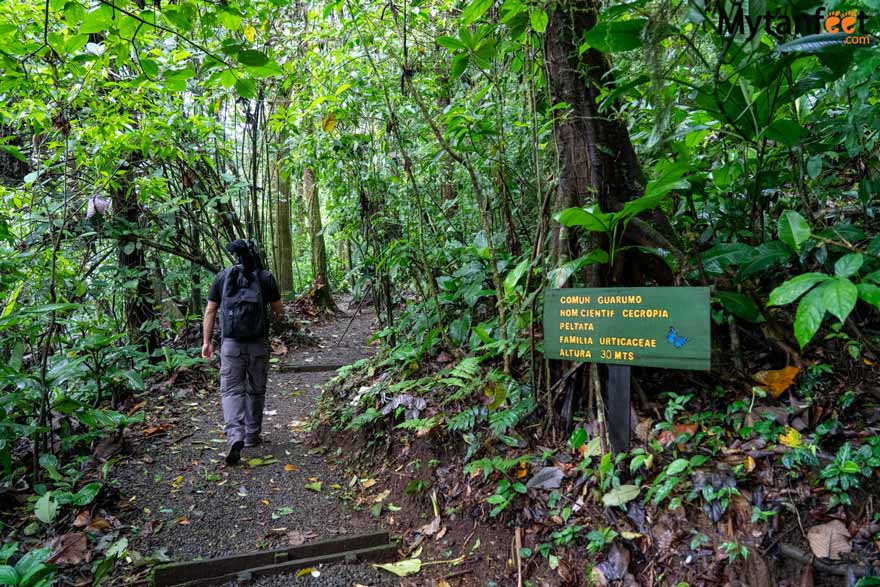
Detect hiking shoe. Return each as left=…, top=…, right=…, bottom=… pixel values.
left=226, top=440, right=244, bottom=465
left=244, top=436, right=262, bottom=447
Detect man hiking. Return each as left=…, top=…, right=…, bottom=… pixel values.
left=201, top=240, right=284, bottom=465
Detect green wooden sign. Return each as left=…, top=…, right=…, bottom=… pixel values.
left=543, top=287, right=711, bottom=370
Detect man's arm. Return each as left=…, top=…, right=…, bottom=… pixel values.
left=270, top=299, right=284, bottom=320
left=202, top=300, right=218, bottom=359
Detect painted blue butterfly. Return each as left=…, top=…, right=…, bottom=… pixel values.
left=666, top=326, right=688, bottom=348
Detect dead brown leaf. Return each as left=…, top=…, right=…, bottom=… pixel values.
left=143, top=424, right=168, bottom=438
left=72, top=510, right=90, bottom=527
left=807, top=520, right=851, bottom=560
left=752, top=365, right=800, bottom=397
left=128, top=401, right=147, bottom=416
left=45, top=532, right=89, bottom=566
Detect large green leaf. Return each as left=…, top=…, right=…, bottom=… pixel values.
left=736, top=241, right=791, bottom=281
left=701, top=242, right=756, bottom=274
left=820, top=278, right=857, bottom=323
left=776, top=33, right=849, bottom=54
left=767, top=273, right=829, bottom=306
left=72, top=482, right=102, bottom=506
left=794, top=287, right=825, bottom=348
left=716, top=291, right=763, bottom=323
left=763, top=118, right=802, bottom=146
left=503, top=259, right=529, bottom=297
left=237, top=49, right=268, bottom=67
left=234, top=78, right=257, bottom=99
left=555, top=206, right=611, bottom=233
left=857, top=283, right=880, bottom=309
left=0, top=566, right=18, bottom=586
left=777, top=210, right=811, bottom=252
left=34, top=493, right=58, bottom=524
left=530, top=8, right=548, bottom=33
left=581, top=19, right=647, bottom=53
left=462, top=0, right=493, bottom=25
left=834, top=253, right=863, bottom=278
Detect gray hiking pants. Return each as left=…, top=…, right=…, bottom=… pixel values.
left=220, top=338, right=269, bottom=445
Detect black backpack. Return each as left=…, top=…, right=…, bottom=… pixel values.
left=220, top=266, right=266, bottom=340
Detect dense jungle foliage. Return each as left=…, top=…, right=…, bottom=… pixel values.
left=0, top=0, right=878, bottom=583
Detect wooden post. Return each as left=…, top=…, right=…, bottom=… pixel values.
left=606, top=365, right=631, bottom=454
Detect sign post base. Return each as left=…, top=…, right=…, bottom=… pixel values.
left=606, top=365, right=631, bottom=454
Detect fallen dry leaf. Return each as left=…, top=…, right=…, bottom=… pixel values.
left=516, top=461, right=528, bottom=479
left=744, top=455, right=756, bottom=473
left=418, top=517, right=441, bottom=537
left=752, top=365, right=800, bottom=397
left=73, top=510, right=90, bottom=527
left=143, top=424, right=168, bottom=438
left=45, top=532, right=89, bottom=566
left=807, top=520, right=851, bottom=560
left=128, top=401, right=147, bottom=416
left=779, top=427, right=802, bottom=448
left=361, top=478, right=377, bottom=488
left=284, top=464, right=298, bottom=472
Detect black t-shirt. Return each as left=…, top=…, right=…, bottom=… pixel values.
left=208, top=268, right=281, bottom=338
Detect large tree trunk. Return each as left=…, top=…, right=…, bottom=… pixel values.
left=544, top=0, right=653, bottom=431
left=545, top=0, right=646, bottom=273
left=275, top=168, right=294, bottom=294
left=303, top=167, right=335, bottom=310
left=114, top=156, right=161, bottom=354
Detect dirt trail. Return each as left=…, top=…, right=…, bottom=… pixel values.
left=114, top=300, right=397, bottom=585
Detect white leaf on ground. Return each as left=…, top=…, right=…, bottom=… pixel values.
left=807, top=520, right=851, bottom=560
left=526, top=466, right=564, bottom=490
left=373, top=558, right=421, bottom=577
left=418, top=517, right=441, bottom=536
left=602, top=484, right=640, bottom=507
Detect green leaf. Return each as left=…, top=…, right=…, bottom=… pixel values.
left=768, top=273, right=829, bottom=306
left=304, top=481, right=322, bottom=492
left=437, top=35, right=465, bottom=51
left=820, top=278, right=857, bottom=323
left=581, top=19, right=647, bottom=53
left=234, top=78, right=257, bottom=99
left=794, top=286, right=825, bottom=348
left=777, top=210, right=811, bottom=252
left=72, top=482, right=101, bottom=506
left=776, top=33, right=849, bottom=54
left=763, top=118, right=802, bottom=146
left=716, top=291, right=763, bottom=323
left=237, top=49, right=268, bottom=67
left=834, top=253, right=863, bottom=278
left=14, top=547, right=50, bottom=579
left=373, top=558, right=422, bottom=577
left=736, top=241, right=792, bottom=281
left=80, top=5, right=113, bottom=34
left=555, top=206, right=611, bottom=233
left=34, top=493, right=58, bottom=524
left=701, top=242, right=755, bottom=274
left=0, top=566, right=19, bottom=586
left=462, top=0, right=493, bottom=25
left=529, top=8, right=548, bottom=33
left=450, top=53, right=469, bottom=79
left=139, top=58, right=159, bottom=78
left=665, top=458, right=688, bottom=475
left=503, top=259, right=529, bottom=297
left=857, top=283, right=880, bottom=309
left=602, top=484, right=640, bottom=507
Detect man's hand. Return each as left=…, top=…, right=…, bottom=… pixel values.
left=201, top=342, right=214, bottom=359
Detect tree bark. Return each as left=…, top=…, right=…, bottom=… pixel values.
left=113, top=155, right=160, bottom=353
left=275, top=167, right=294, bottom=294
left=304, top=167, right=335, bottom=310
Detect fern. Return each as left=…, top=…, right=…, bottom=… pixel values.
left=464, top=455, right=520, bottom=480
left=394, top=415, right=441, bottom=432
left=447, top=407, right=480, bottom=432
left=345, top=407, right=381, bottom=431
left=489, top=394, right=536, bottom=435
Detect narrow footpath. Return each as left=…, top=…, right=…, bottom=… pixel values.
left=114, top=300, right=399, bottom=586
